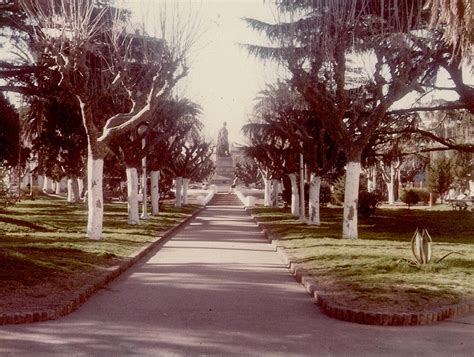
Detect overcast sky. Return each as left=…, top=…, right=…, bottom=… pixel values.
left=125, top=0, right=283, bottom=144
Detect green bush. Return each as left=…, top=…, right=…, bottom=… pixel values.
left=411, top=188, right=430, bottom=204
left=400, top=189, right=419, bottom=208
left=320, top=183, right=332, bottom=206
left=358, top=190, right=382, bottom=218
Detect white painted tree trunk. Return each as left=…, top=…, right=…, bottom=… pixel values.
left=126, top=167, right=140, bottom=225
left=264, top=179, right=271, bottom=207
left=140, top=155, right=148, bottom=219
left=36, top=175, right=44, bottom=190
left=67, top=178, right=80, bottom=203
left=182, top=178, right=189, bottom=205
left=288, top=173, right=299, bottom=217
left=55, top=181, right=61, bottom=194
left=42, top=177, right=52, bottom=192
left=86, top=155, right=104, bottom=240
left=387, top=163, right=396, bottom=205
left=78, top=178, right=84, bottom=198
left=270, top=179, right=279, bottom=208
left=343, top=161, right=361, bottom=239
left=175, top=177, right=183, bottom=208
left=151, top=170, right=160, bottom=215
left=308, top=174, right=321, bottom=225
left=367, top=166, right=377, bottom=193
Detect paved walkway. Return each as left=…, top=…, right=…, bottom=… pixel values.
left=0, top=205, right=473, bottom=356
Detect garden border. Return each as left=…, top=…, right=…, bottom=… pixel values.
left=0, top=206, right=205, bottom=326
left=246, top=208, right=474, bottom=326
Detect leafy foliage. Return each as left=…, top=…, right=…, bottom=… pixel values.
left=400, top=189, right=420, bottom=208
left=426, top=154, right=454, bottom=200
left=358, top=190, right=382, bottom=218
left=235, top=161, right=261, bottom=187
left=0, top=94, right=19, bottom=167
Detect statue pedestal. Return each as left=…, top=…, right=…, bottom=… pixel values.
left=210, top=156, right=234, bottom=191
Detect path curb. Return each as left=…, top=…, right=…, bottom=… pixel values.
left=246, top=208, right=474, bottom=326
left=0, top=207, right=204, bottom=326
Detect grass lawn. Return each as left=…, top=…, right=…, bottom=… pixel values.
left=251, top=206, right=474, bottom=314
left=0, top=196, right=199, bottom=315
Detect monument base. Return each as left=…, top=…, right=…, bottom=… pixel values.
left=210, top=156, right=234, bottom=190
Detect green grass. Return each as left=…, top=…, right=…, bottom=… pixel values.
left=0, top=196, right=199, bottom=314
left=251, top=206, right=474, bottom=313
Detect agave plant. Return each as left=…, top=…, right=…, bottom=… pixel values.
left=398, top=228, right=463, bottom=268
left=411, top=228, right=432, bottom=265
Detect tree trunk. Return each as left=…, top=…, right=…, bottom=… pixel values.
left=308, top=174, right=321, bottom=225
left=343, top=161, right=361, bottom=239
left=288, top=173, right=299, bottom=217
left=86, top=152, right=104, bottom=240
left=367, top=166, right=376, bottom=193
left=394, top=169, right=400, bottom=202
left=270, top=179, right=279, bottom=208
left=126, top=166, right=140, bottom=225
left=264, top=179, right=271, bottom=207
left=387, top=164, right=396, bottom=205
left=55, top=181, right=61, bottom=194
left=386, top=181, right=395, bottom=205
left=42, top=177, right=52, bottom=192
left=175, top=176, right=183, bottom=208
left=151, top=170, right=160, bottom=215
left=182, top=178, right=190, bottom=205
left=140, top=155, right=148, bottom=219
left=78, top=178, right=84, bottom=198
left=67, top=177, right=80, bottom=203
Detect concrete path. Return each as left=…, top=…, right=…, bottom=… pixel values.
left=1, top=205, right=473, bottom=356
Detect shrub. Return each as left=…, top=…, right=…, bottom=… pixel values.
left=411, top=188, right=430, bottom=204
left=400, top=189, right=419, bottom=208
left=320, top=183, right=332, bottom=206
left=358, top=190, right=382, bottom=218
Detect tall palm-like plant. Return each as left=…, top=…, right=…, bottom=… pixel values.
left=427, top=0, right=472, bottom=58
left=148, top=97, right=203, bottom=209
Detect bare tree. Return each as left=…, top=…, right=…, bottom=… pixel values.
left=19, top=0, right=198, bottom=239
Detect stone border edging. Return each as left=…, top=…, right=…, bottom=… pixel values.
left=0, top=207, right=205, bottom=326
left=245, top=208, right=474, bottom=326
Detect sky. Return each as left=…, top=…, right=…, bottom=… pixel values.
left=124, top=0, right=282, bottom=145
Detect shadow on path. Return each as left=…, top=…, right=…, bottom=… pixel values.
left=0, top=206, right=473, bottom=356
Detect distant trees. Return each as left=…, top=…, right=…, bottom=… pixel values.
left=235, top=161, right=260, bottom=188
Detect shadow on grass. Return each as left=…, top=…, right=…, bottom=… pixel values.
left=251, top=206, right=474, bottom=244
left=0, top=216, right=51, bottom=232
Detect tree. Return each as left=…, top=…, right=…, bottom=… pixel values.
left=0, top=94, right=19, bottom=167
left=23, top=94, right=87, bottom=202
left=451, top=151, right=472, bottom=193
left=426, top=0, right=472, bottom=59
left=13, top=0, right=196, bottom=239
left=235, top=161, right=260, bottom=187
left=148, top=97, right=204, bottom=210
left=426, top=153, right=454, bottom=202
left=245, top=1, right=443, bottom=238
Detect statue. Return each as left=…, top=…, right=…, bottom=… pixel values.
left=216, top=121, right=230, bottom=157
